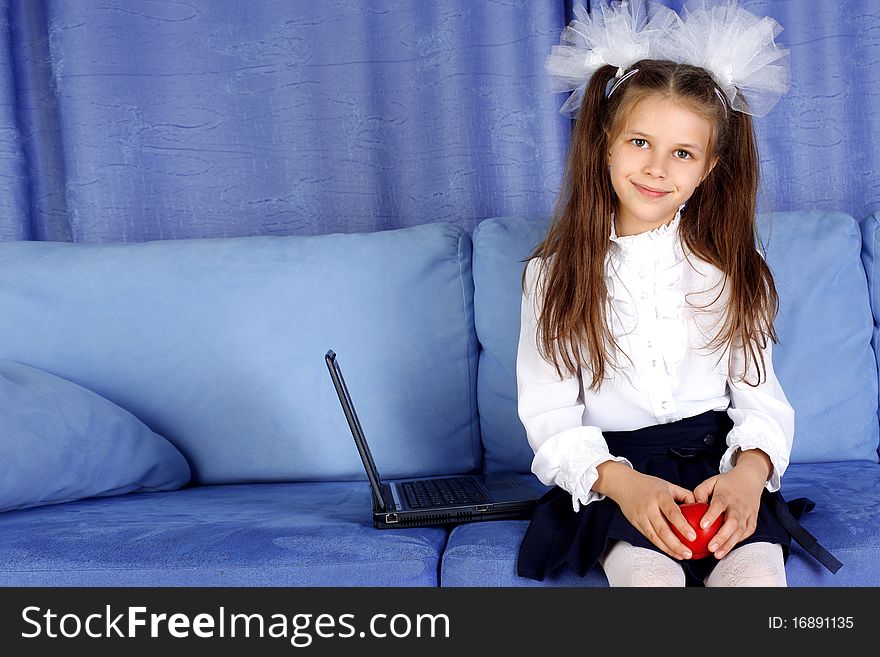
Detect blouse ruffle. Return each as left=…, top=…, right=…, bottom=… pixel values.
left=548, top=211, right=691, bottom=511
left=605, top=210, right=689, bottom=408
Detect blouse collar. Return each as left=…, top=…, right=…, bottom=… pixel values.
left=609, top=208, right=683, bottom=262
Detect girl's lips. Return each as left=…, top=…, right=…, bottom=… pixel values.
left=632, top=181, right=670, bottom=199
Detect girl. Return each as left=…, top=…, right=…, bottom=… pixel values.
left=515, top=1, right=841, bottom=587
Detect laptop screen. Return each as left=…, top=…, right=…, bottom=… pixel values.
left=325, top=350, right=387, bottom=511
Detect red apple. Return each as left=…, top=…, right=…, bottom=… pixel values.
left=670, top=502, right=723, bottom=559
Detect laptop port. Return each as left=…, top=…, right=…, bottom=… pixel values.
left=385, top=513, right=399, bottom=523
left=476, top=505, right=490, bottom=512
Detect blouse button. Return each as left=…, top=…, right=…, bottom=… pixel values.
left=640, top=291, right=649, bottom=300
left=661, top=401, right=670, bottom=409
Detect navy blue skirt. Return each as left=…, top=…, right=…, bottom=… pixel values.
left=517, top=410, right=841, bottom=586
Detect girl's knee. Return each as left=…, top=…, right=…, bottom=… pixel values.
left=704, top=542, right=787, bottom=587
left=601, top=540, right=686, bottom=587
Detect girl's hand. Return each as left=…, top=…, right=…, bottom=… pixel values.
left=693, top=449, right=771, bottom=559
left=608, top=470, right=698, bottom=560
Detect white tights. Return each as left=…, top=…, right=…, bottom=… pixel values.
left=599, top=540, right=787, bottom=587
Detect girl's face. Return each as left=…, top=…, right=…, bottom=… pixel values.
left=607, top=95, right=717, bottom=237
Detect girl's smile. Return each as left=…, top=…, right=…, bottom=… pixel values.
left=607, top=95, right=717, bottom=237
left=631, top=181, right=672, bottom=198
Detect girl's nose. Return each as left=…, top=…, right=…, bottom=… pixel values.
left=643, top=152, right=667, bottom=178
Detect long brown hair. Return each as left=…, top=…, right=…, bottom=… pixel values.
left=524, top=59, right=778, bottom=391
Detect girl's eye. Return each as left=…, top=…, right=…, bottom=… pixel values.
left=675, top=149, right=693, bottom=159
left=631, top=138, right=648, bottom=148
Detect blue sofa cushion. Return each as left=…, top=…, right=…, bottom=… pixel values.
left=0, top=223, right=480, bottom=484
left=0, top=482, right=447, bottom=586
left=0, top=358, right=190, bottom=513
left=859, top=211, right=880, bottom=437
left=764, top=212, right=878, bottom=463
left=472, top=211, right=879, bottom=473
left=471, top=215, right=552, bottom=473
left=439, top=464, right=880, bottom=587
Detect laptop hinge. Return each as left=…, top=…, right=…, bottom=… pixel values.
left=376, top=483, right=395, bottom=512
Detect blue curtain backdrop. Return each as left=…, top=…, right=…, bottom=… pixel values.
left=0, top=0, right=878, bottom=242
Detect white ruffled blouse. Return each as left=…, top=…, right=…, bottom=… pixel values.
left=516, top=210, right=795, bottom=512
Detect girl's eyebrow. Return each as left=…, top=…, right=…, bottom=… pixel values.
left=625, top=130, right=704, bottom=154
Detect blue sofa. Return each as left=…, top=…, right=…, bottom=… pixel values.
left=1, top=209, right=878, bottom=586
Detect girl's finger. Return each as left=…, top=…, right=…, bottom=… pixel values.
left=671, top=485, right=696, bottom=504
left=692, top=478, right=715, bottom=505
left=637, top=521, right=673, bottom=559
left=708, top=515, right=741, bottom=557
left=699, top=498, right=726, bottom=530
left=714, top=513, right=757, bottom=558
left=651, top=515, right=692, bottom=560
left=638, top=524, right=675, bottom=559
left=712, top=532, right=743, bottom=560
left=662, top=500, right=697, bottom=546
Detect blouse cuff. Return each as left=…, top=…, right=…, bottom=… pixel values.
left=719, top=436, right=787, bottom=492
left=530, top=426, right=633, bottom=512
left=562, top=453, right=634, bottom=513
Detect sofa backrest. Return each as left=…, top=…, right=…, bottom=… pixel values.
left=0, top=223, right=481, bottom=485
left=473, top=211, right=880, bottom=474
left=858, top=211, right=880, bottom=436
left=763, top=211, right=879, bottom=462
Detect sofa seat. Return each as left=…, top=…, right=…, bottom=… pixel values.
left=439, top=463, right=880, bottom=586
left=0, top=482, right=448, bottom=586
left=781, top=461, right=880, bottom=586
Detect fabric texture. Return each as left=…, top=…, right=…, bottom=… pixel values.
left=601, top=539, right=787, bottom=587
left=701, top=540, right=787, bottom=587
left=761, top=211, right=879, bottom=463
left=0, top=0, right=569, bottom=241
left=0, top=481, right=447, bottom=586
left=858, top=211, right=880, bottom=444
left=600, top=539, right=688, bottom=587
left=0, top=358, right=190, bottom=513
left=0, top=223, right=480, bottom=484
left=1, top=1, right=879, bottom=242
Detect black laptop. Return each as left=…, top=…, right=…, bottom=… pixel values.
left=325, top=349, right=546, bottom=529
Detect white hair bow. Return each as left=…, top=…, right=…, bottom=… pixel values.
left=546, top=0, right=790, bottom=117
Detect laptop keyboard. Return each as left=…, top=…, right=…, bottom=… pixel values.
left=401, top=477, right=489, bottom=508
